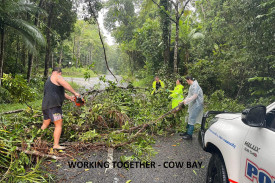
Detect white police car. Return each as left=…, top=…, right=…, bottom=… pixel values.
left=199, top=102, right=275, bottom=183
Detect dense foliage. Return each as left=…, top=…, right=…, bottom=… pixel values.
left=103, top=0, right=274, bottom=102
left=1, top=0, right=273, bottom=101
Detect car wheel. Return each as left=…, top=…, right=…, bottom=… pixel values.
left=206, top=153, right=229, bottom=183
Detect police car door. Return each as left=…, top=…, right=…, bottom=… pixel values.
left=240, top=103, right=275, bottom=183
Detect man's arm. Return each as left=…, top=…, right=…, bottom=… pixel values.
left=65, top=93, right=74, bottom=101
left=183, top=94, right=198, bottom=105
left=57, top=76, right=80, bottom=97
left=183, top=85, right=199, bottom=105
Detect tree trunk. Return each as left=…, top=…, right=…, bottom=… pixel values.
left=27, top=53, right=34, bottom=82
left=72, top=35, right=75, bottom=66
left=153, top=0, right=191, bottom=73
left=44, top=2, right=53, bottom=79
left=185, top=48, right=189, bottom=74
left=128, top=54, right=133, bottom=76
left=85, top=54, right=88, bottom=66
left=160, top=0, right=170, bottom=65
left=173, top=21, right=179, bottom=73
left=58, top=44, right=63, bottom=66
left=21, top=44, right=26, bottom=73
left=168, top=2, right=172, bottom=50
left=76, top=40, right=80, bottom=67
left=27, top=0, right=44, bottom=82
left=0, top=27, right=5, bottom=86
left=89, top=48, right=92, bottom=65
left=26, top=12, right=33, bottom=83
left=35, top=56, right=38, bottom=73
left=16, top=36, right=19, bottom=74
left=173, top=2, right=180, bottom=74
left=51, top=52, right=54, bottom=68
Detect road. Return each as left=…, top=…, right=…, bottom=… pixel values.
left=50, top=134, right=211, bottom=183
left=64, top=75, right=126, bottom=90
left=51, top=76, right=212, bottom=183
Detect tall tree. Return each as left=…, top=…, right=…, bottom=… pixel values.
left=159, top=0, right=171, bottom=65
left=179, top=16, right=204, bottom=73
left=43, top=1, right=53, bottom=78
left=152, top=0, right=191, bottom=73
left=104, top=0, right=137, bottom=43
left=27, top=0, right=45, bottom=82
left=104, top=0, right=146, bottom=73
left=190, top=0, right=275, bottom=99
left=0, top=0, right=45, bottom=85
left=43, top=0, right=77, bottom=78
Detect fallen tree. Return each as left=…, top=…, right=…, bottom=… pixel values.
left=12, top=100, right=184, bottom=160
left=1, top=84, right=187, bottom=175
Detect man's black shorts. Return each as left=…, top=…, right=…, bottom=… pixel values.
left=42, top=107, right=63, bottom=122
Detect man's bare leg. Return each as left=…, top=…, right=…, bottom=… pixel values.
left=53, top=119, right=65, bottom=149
left=41, top=119, right=51, bottom=130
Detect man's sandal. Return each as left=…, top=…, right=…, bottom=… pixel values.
left=53, top=146, right=66, bottom=150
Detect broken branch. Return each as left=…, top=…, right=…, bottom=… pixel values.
left=16, top=147, right=64, bottom=160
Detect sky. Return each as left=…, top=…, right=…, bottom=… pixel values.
left=98, top=8, right=115, bottom=46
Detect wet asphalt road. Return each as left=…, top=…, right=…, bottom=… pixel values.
left=52, top=76, right=212, bottom=183
left=64, top=75, right=127, bottom=90
left=50, top=134, right=211, bottom=183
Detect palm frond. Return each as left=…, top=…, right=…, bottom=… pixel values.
left=191, top=32, right=204, bottom=39
left=4, top=18, right=46, bottom=46
left=7, top=0, right=47, bottom=16
left=187, top=28, right=196, bottom=37
left=22, top=36, right=38, bottom=54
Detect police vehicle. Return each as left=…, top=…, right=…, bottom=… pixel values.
left=199, top=102, right=275, bottom=183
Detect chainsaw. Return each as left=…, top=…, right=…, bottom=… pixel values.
left=74, top=96, right=85, bottom=107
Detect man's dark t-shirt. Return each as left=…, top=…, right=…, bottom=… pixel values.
left=42, top=77, right=65, bottom=110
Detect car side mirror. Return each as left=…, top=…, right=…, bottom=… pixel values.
left=242, top=105, right=266, bottom=127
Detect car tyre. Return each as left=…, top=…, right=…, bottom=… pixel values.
left=206, top=153, right=229, bottom=183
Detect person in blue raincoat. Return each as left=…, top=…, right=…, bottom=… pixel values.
left=181, top=76, right=204, bottom=140
left=168, top=79, right=184, bottom=110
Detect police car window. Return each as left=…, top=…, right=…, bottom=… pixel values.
left=266, top=108, right=275, bottom=132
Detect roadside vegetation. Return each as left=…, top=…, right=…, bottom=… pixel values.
left=60, top=67, right=96, bottom=78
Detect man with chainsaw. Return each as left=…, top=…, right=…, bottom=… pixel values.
left=40, top=67, right=80, bottom=150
